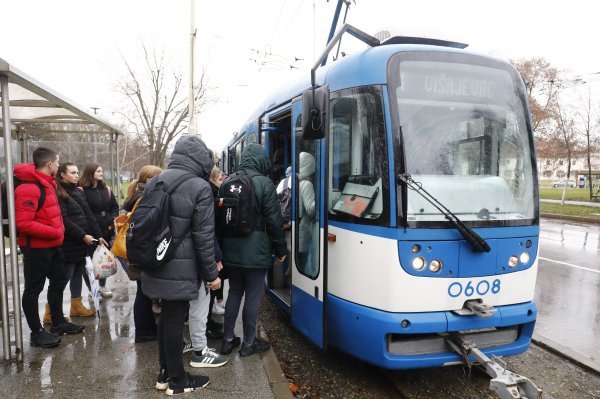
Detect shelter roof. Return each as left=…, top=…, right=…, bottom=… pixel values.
left=0, top=57, right=122, bottom=135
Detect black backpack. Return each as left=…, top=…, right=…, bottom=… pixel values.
left=278, top=177, right=292, bottom=224
left=1, top=177, right=46, bottom=237
left=217, top=170, right=261, bottom=236
left=126, top=173, right=190, bottom=271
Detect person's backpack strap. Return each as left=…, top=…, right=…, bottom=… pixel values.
left=34, top=182, right=46, bottom=211
left=242, top=169, right=264, bottom=230
left=25, top=182, right=46, bottom=247
left=155, top=172, right=191, bottom=195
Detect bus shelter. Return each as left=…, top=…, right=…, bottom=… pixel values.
left=0, top=58, right=123, bottom=361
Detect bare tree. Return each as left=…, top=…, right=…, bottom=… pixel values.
left=511, top=57, right=563, bottom=146
left=553, top=103, right=580, bottom=205
left=116, top=44, right=209, bottom=166
left=573, top=87, right=600, bottom=199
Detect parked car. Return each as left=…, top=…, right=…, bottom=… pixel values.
left=552, top=179, right=576, bottom=188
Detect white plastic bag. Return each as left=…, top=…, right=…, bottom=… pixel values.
left=92, top=244, right=118, bottom=280
left=85, top=256, right=100, bottom=314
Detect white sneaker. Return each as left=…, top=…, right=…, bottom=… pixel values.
left=182, top=338, right=194, bottom=354
left=88, top=292, right=103, bottom=302
left=99, top=287, right=113, bottom=298
left=212, top=302, right=225, bottom=315
left=190, top=347, right=228, bottom=368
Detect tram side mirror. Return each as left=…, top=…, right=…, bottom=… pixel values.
left=302, top=84, right=329, bottom=140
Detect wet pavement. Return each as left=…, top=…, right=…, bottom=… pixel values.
left=535, top=218, right=600, bottom=371
left=0, top=265, right=282, bottom=399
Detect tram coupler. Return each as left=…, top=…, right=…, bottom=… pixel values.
left=446, top=333, right=542, bottom=399
left=453, top=299, right=497, bottom=318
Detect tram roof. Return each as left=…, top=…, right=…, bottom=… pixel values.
left=238, top=42, right=508, bottom=136
left=0, top=57, right=123, bottom=136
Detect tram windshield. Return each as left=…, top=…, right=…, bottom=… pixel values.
left=392, top=53, right=536, bottom=226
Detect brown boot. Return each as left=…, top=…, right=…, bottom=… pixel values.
left=70, top=297, right=95, bottom=317
left=43, top=303, right=70, bottom=324
left=43, top=303, right=52, bottom=324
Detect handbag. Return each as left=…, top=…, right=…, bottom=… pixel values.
left=110, top=198, right=141, bottom=258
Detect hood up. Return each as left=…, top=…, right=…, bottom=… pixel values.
left=168, top=135, right=214, bottom=179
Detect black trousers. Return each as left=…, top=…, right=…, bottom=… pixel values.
left=134, top=280, right=156, bottom=337
left=158, top=299, right=188, bottom=382
left=21, top=247, right=68, bottom=332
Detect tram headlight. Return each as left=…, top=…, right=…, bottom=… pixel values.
left=519, top=252, right=530, bottom=264
left=412, top=256, right=426, bottom=271
left=429, top=259, right=442, bottom=273
left=508, top=256, right=519, bottom=268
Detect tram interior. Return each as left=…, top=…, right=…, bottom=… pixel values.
left=266, top=113, right=294, bottom=304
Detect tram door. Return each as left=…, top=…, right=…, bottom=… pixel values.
left=290, top=98, right=327, bottom=349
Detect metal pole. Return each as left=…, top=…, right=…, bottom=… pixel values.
left=1, top=75, right=24, bottom=361
left=321, top=0, right=344, bottom=67
left=188, top=0, right=197, bottom=135
left=115, top=132, right=121, bottom=204
left=0, top=76, right=12, bottom=360
left=108, top=132, right=114, bottom=192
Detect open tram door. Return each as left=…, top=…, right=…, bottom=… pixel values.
left=289, top=96, right=328, bottom=349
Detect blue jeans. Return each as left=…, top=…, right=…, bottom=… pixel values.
left=65, top=261, right=87, bottom=298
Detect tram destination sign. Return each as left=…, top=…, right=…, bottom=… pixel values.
left=398, top=61, right=513, bottom=105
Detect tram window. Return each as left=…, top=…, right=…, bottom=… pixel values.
left=295, top=114, right=320, bottom=279
left=395, top=57, right=535, bottom=224
left=328, top=87, right=389, bottom=225
left=248, top=131, right=258, bottom=144
left=235, top=141, right=243, bottom=170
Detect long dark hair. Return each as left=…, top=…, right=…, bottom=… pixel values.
left=55, top=162, right=77, bottom=201
left=79, top=162, right=106, bottom=189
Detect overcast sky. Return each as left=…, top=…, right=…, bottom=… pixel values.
left=1, top=0, right=598, bottom=151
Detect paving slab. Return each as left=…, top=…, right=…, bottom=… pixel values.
left=0, top=265, right=288, bottom=399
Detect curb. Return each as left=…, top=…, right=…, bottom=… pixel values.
left=532, top=333, right=600, bottom=375
left=258, top=323, right=295, bottom=399
left=540, top=213, right=600, bottom=225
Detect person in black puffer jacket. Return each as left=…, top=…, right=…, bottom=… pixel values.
left=55, top=162, right=106, bottom=321
left=142, top=135, right=220, bottom=393
left=79, top=162, right=119, bottom=298
left=121, top=164, right=162, bottom=343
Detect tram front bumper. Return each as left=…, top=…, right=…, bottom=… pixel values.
left=327, top=294, right=537, bottom=370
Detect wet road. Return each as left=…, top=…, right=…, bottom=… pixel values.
left=536, top=218, right=600, bottom=369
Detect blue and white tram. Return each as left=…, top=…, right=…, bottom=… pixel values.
left=222, top=26, right=539, bottom=370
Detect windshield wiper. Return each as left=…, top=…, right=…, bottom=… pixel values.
left=398, top=174, right=491, bottom=253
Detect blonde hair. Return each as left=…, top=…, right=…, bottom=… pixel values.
left=209, top=165, right=222, bottom=185
left=127, top=165, right=163, bottom=199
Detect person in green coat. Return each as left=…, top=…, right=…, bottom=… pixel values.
left=219, top=143, right=287, bottom=357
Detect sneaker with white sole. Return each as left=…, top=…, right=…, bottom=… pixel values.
left=166, top=373, right=209, bottom=396
left=99, top=287, right=113, bottom=298
left=182, top=338, right=193, bottom=354
left=156, top=368, right=169, bottom=390
left=190, top=347, right=228, bottom=368
left=211, top=302, right=225, bottom=315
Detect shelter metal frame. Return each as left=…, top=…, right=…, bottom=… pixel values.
left=0, top=58, right=123, bottom=361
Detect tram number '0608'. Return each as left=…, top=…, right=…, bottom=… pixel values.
left=448, top=279, right=501, bottom=298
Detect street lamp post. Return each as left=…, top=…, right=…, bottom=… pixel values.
left=189, top=0, right=198, bottom=136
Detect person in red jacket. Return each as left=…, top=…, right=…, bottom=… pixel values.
left=14, top=147, right=85, bottom=348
